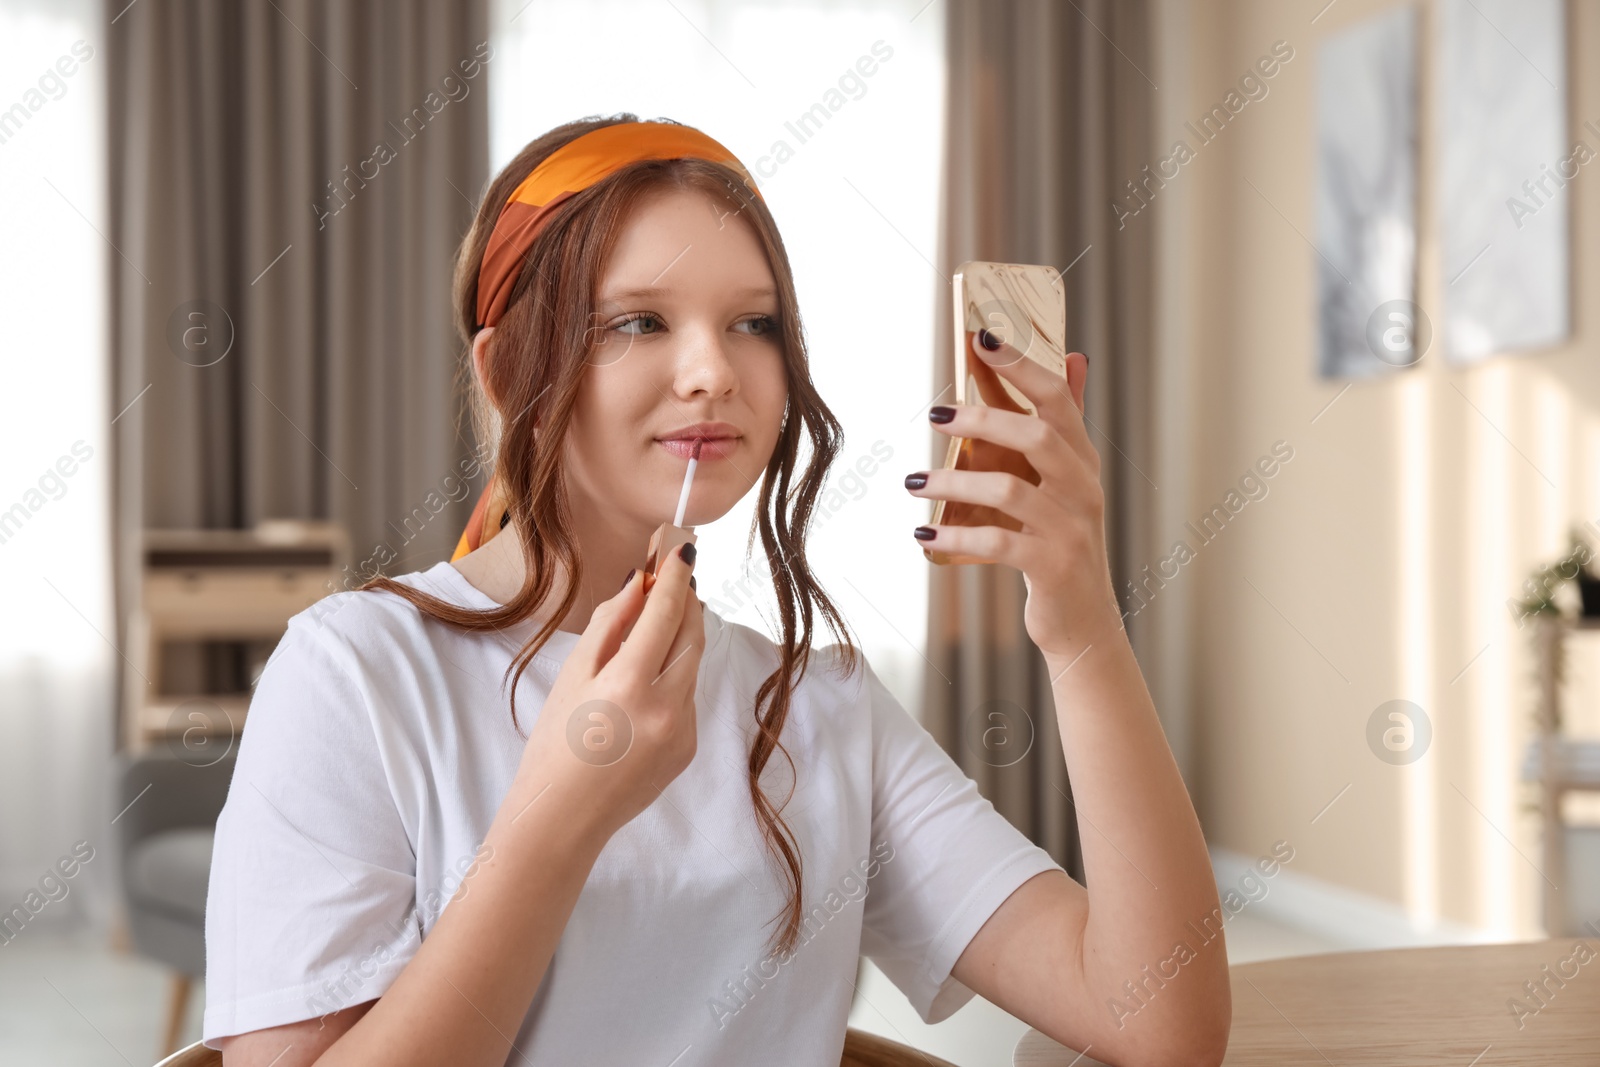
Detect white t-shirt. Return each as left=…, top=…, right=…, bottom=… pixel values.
left=203, top=559, right=1064, bottom=1063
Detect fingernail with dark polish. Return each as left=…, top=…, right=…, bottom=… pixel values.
left=620, top=567, right=636, bottom=592
left=913, top=526, right=937, bottom=541
left=928, top=405, right=956, bottom=424
left=678, top=541, right=696, bottom=566
left=689, top=575, right=697, bottom=592
left=904, top=472, right=928, bottom=490
left=977, top=328, right=1003, bottom=351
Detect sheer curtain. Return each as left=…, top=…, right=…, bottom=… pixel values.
left=488, top=0, right=945, bottom=710
left=0, top=0, right=116, bottom=927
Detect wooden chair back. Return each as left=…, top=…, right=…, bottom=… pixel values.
left=152, top=1043, right=219, bottom=1067
left=154, top=1025, right=959, bottom=1066
left=841, top=1027, right=961, bottom=1066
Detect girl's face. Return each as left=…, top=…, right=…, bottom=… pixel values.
left=563, top=186, right=789, bottom=531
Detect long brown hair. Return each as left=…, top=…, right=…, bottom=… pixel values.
left=360, top=114, right=860, bottom=957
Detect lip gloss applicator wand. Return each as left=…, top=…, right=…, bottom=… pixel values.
left=643, top=438, right=701, bottom=593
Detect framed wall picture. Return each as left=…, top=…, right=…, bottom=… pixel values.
left=1315, top=5, right=1421, bottom=380
left=1437, top=0, right=1568, bottom=363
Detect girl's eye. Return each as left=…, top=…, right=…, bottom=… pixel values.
left=614, top=312, right=664, bottom=335
left=739, top=315, right=779, bottom=337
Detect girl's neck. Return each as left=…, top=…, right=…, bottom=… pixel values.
left=449, top=514, right=655, bottom=634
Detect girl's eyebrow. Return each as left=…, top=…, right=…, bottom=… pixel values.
left=601, top=284, right=776, bottom=302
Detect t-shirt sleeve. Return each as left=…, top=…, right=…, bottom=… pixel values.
left=856, top=655, right=1067, bottom=1025
left=202, top=612, right=419, bottom=1046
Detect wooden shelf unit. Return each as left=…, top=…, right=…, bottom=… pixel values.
left=123, top=522, right=348, bottom=754
left=1525, top=612, right=1600, bottom=936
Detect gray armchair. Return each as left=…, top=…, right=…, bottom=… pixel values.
left=116, top=750, right=235, bottom=1057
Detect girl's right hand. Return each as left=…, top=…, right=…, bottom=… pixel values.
left=512, top=542, right=705, bottom=841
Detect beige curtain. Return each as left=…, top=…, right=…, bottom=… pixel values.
left=106, top=0, right=489, bottom=703
left=925, top=0, right=1158, bottom=879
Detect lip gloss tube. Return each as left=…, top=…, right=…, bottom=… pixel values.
left=643, top=438, right=701, bottom=592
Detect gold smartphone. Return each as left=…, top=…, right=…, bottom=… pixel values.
left=925, top=261, right=1068, bottom=566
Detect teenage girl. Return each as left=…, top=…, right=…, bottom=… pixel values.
left=203, top=115, right=1230, bottom=1066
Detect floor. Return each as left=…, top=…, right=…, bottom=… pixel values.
left=0, top=911, right=1340, bottom=1066
left=0, top=925, right=204, bottom=1066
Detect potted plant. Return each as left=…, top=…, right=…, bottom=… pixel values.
left=1515, top=527, right=1600, bottom=622
left=1582, top=564, right=1600, bottom=619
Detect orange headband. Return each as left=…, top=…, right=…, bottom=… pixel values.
left=474, top=120, right=764, bottom=331
left=453, top=121, right=763, bottom=563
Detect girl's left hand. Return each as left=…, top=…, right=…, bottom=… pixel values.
left=905, top=332, right=1122, bottom=661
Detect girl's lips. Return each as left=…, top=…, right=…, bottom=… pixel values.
left=655, top=436, right=739, bottom=460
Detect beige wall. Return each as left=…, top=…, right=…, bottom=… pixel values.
left=1164, top=0, right=1600, bottom=936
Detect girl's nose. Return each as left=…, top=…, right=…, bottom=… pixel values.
left=674, top=331, right=739, bottom=398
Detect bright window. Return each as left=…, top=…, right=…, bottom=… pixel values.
left=0, top=0, right=111, bottom=668
left=0, top=0, right=113, bottom=926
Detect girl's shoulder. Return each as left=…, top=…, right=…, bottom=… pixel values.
left=258, top=562, right=496, bottom=694
left=299, top=560, right=471, bottom=629
left=710, top=606, right=861, bottom=668
left=708, top=611, right=877, bottom=713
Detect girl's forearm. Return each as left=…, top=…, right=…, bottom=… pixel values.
left=315, top=777, right=611, bottom=1067
left=1043, top=624, right=1228, bottom=1022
